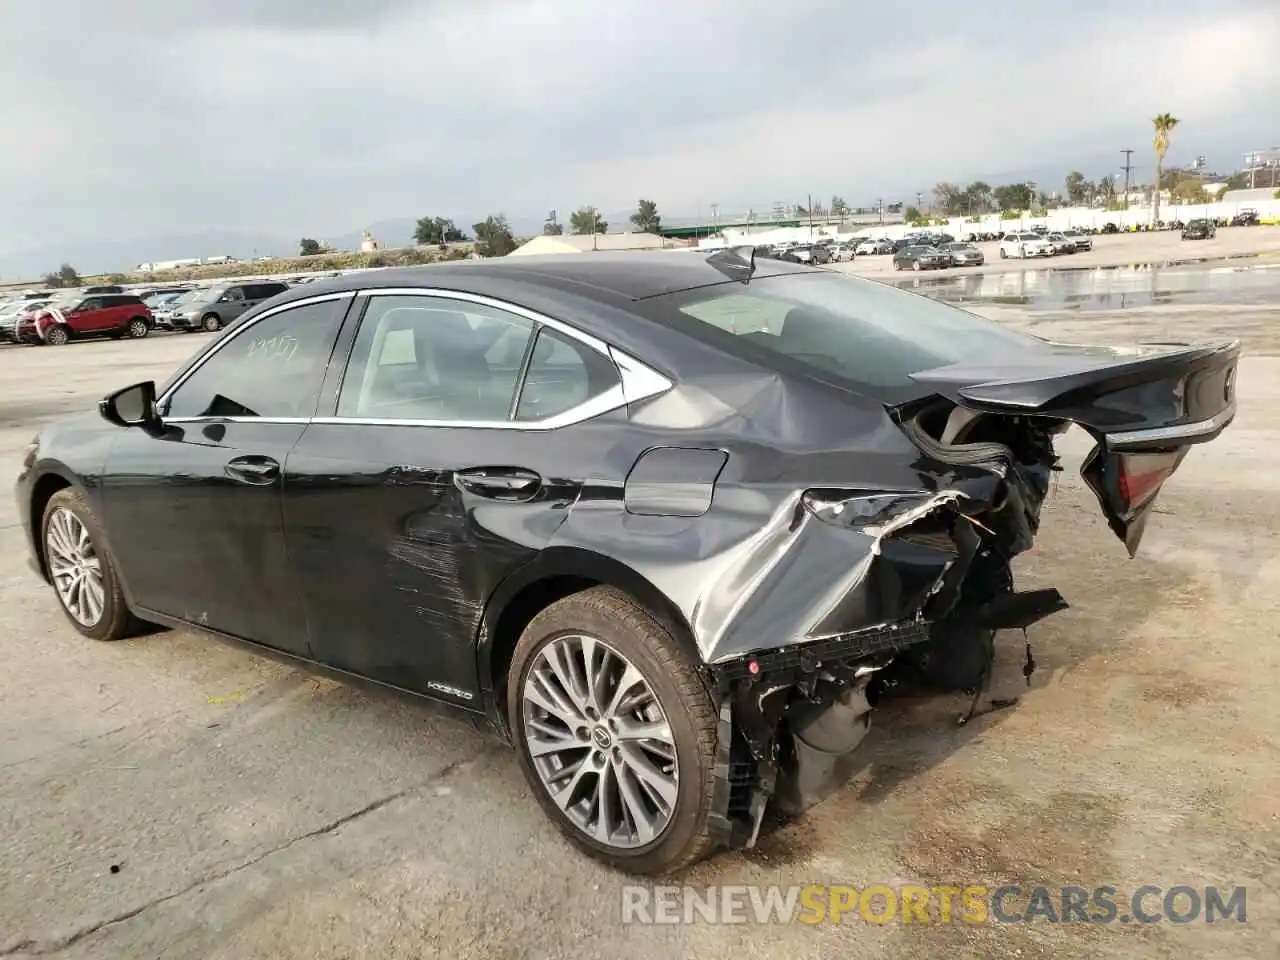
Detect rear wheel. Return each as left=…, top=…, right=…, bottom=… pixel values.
left=508, top=586, right=718, bottom=875
left=41, top=489, right=136, bottom=641
left=127, top=317, right=149, bottom=339
left=44, top=325, right=69, bottom=346
left=999, top=248, right=1007, bottom=259
left=201, top=313, right=222, bottom=333
left=912, top=260, right=922, bottom=271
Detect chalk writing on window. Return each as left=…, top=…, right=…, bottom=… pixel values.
left=245, top=334, right=300, bottom=361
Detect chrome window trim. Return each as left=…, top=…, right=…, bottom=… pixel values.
left=155, top=291, right=358, bottom=410
left=155, top=286, right=674, bottom=431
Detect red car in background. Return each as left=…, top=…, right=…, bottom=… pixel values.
left=17, top=293, right=154, bottom=345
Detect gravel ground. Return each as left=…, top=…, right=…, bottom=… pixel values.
left=1, top=267, right=1277, bottom=958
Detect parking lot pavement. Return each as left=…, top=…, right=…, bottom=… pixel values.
left=2, top=315, right=1279, bottom=959
left=832, top=225, right=1280, bottom=279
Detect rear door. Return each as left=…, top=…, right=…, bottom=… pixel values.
left=281, top=290, right=629, bottom=704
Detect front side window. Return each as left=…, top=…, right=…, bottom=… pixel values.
left=337, top=295, right=536, bottom=422
left=165, top=299, right=345, bottom=419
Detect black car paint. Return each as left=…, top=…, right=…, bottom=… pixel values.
left=15, top=253, right=1240, bottom=848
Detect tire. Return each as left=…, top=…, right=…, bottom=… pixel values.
left=41, top=488, right=136, bottom=641
left=127, top=317, right=149, bottom=339
left=893, top=261, right=903, bottom=271
left=912, top=260, right=922, bottom=271
left=44, top=325, right=69, bottom=346
left=999, top=248, right=1007, bottom=259
left=201, top=313, right=222, bottom=333
left=508, top=586, right=718, bottom=876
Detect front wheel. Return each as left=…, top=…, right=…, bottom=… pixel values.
left=44, top=325, right=70, bottom=346
left=999, top=248, right=1008, bottom=259
left=508, top=586, right=718, bottom=875
left=912, top=260, right=922, bottom=271
left=201, top=314, right=222, bottom=333
left=127, top=317, right=149, bottom=339
left=41, top=489, right=136, bottom=641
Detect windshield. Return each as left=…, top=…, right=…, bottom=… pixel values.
left=946, top=243, right=975, bottom=251
left=646, top=272, right=1043, bottom=392
left=180, top=287, right=216, bottom=304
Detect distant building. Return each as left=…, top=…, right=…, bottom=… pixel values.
left=1240, top=148, right=1280, bottom=190
left=360, top=229, right=381, bottom=253
left=507, top=232, right=669, bottom=256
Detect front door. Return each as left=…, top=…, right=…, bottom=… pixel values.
left=282, top=291, right=626, bottom=705
left=100, top=295, right=351, bottom=653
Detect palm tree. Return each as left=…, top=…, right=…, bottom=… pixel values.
left=1152, top=113, right=1179, bottom=225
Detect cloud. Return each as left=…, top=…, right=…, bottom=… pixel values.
left=0, top=0, right=1275, bottom=263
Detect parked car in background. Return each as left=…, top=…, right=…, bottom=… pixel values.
left=831, top=243, right=857, bottom=262
left=1182, top=219, right=1217, bottom=240
left=999, top=232, right=1053, bottom=259
left=856, top=238, right=893, bottom=255
left=1062, top=229, right=1092, bottom=251
left=1230, top=209, right=1259, bottom=227
left=942, top=242, right=984, bottom=267
left=17, top=293, right=153, bottom=345
left=0, top=298, right=52, bottom=342
left=167, top=280, right=290, bottom=332
left=1043, top=232, right=1075, bottom=255
left=893, top=245, right=950, bottom=271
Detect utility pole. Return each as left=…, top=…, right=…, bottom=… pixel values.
left=877, top=198, right=884, bottom=225
left=1121, top=149, right=1134, bottom=210
left=807, top=193, right=814, bottom=233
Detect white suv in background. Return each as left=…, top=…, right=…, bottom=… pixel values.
left=999, top=232, right=1053, bottom=259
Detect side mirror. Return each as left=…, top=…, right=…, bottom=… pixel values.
left=99, top=380, right=159, bottom=428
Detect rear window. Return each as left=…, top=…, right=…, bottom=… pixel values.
left=644, top=272, right=1041, bottom=392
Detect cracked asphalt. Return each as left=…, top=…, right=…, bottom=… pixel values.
left=2, top=274, right=1278, bottom=958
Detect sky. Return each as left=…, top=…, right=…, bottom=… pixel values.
left=1, top=0, right=1277, bottom=267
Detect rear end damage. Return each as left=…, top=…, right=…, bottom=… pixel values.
left=702, top=338, right=1240, bottom=848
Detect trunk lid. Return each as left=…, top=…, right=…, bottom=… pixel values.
left=904, top=338, right=1239, bottom=555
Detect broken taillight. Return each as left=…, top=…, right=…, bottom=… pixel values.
left=1114, top=450, right=1183, bottom=511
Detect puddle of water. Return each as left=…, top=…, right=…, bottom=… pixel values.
left=891, top=263, right=1280, bottom=311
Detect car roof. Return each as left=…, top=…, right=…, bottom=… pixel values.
left=271, top=252, right=812, bottom=305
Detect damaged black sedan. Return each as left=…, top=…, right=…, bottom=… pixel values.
left=15, top=251, right=1238, bottom=875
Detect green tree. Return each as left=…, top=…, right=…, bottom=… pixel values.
left=299, top=237, right=323, bottom=256
left=993, top=183, right=1033, bottom=212
left=903, top=205, right=923, bottom=223
left=1152, top=112, right=1179, bottom=224
left=569, top=206, right=607, bottom=235
left=1098, top=174, right=1117, bottom=204
left=1171, top=180, right=1208, bottom=204
left=1065, top=171, right=1089, bottom=206
left=630, top=198, right=661, bottom=233
left=1225, top=172, right=1249, bottom=190
left=472, top=215, right=517, bottom=257
left=1274, top=188, right=1280, bottom=200
left=962, top=181, right=993, bottom=213
left=932, top=182, right=966, bottom=216
left=42, top=263, right=81, bottom=288
left=542, top=210, right=564, bottom=235
left=413, top=216, right=466, bottom=246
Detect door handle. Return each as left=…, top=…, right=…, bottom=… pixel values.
left=225, top=455, right=281, bottom=485
left=455, top=468, right=541, bottom=500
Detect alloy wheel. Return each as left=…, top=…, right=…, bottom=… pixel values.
left=202, top=315, right=221, bottom=332
left=46, top=327, right=68, bottom=345
left=45, top=507, right=105, bottom=627
left=521, top=634, right=679, bottom=849
left=129, top=319, right=148, bottom=338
